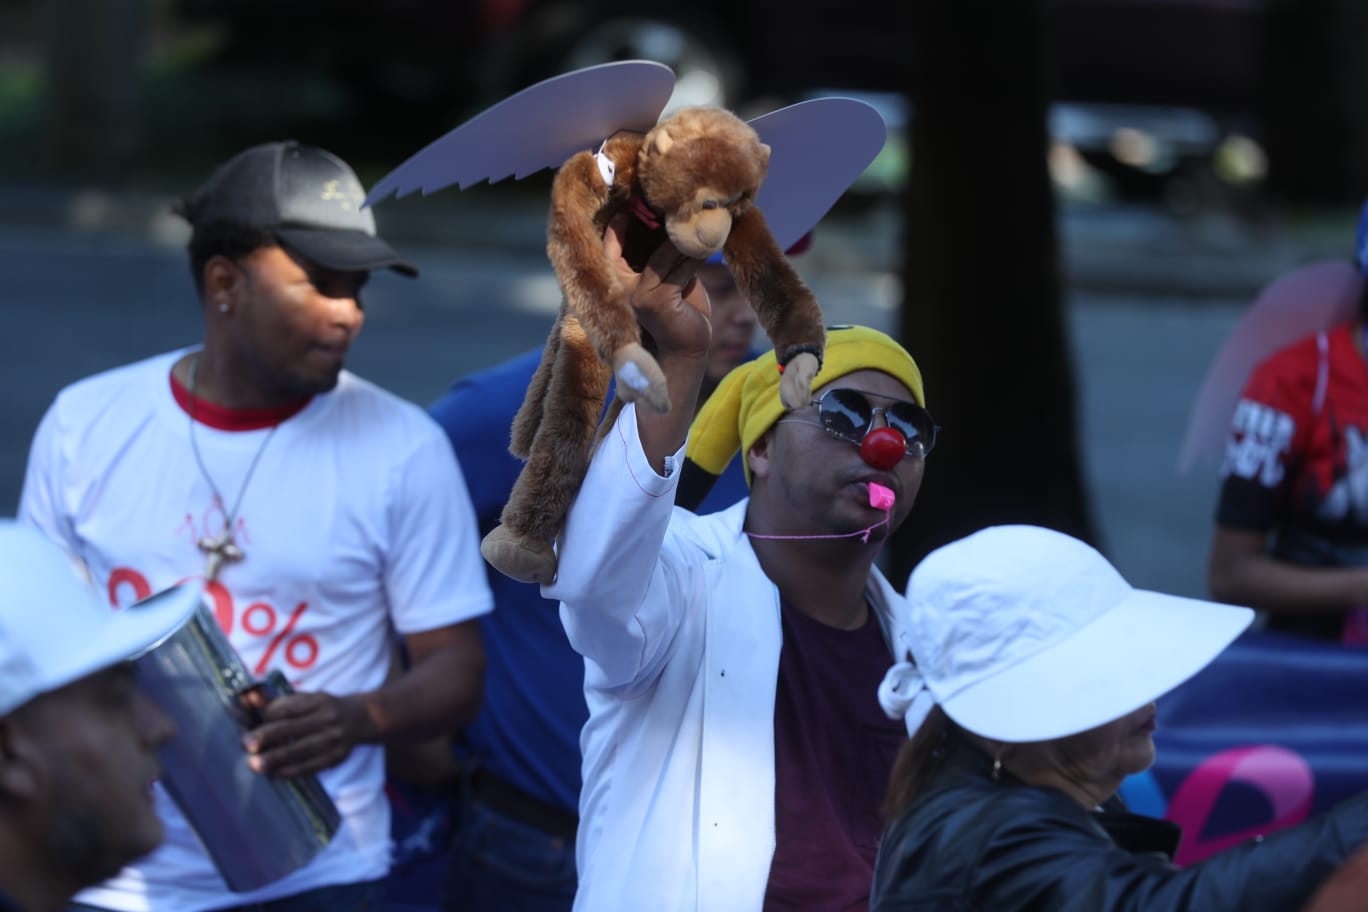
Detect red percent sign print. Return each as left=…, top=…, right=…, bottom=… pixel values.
left=240, top=600, right=319, bottom=675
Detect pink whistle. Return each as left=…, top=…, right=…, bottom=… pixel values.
left=868, top=482, right=895, bottom=511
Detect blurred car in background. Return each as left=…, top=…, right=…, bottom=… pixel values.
left=1049, top=0, right=1268, bottom=210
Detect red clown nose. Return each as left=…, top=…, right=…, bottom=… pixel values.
left=860, top=427, right=906, bottom=470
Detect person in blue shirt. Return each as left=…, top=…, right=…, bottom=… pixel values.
left=429, top=259, right=758, bottom=911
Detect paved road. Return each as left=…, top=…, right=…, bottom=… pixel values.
left=0, top=196, right=1299, bottom=599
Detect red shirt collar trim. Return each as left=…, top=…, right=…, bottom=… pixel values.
left=169, top=370, right=312, bottom=431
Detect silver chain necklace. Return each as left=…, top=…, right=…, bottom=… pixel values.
left=187, top=354, right=280, bottom=581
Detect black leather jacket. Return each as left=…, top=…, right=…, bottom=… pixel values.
left=871, top=738, right=1368, bottom=911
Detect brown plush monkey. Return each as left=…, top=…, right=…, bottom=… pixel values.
left=480, top=105, right=827, bottom=584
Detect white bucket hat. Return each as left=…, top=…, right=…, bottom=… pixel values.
left=879, top=525, right=1254, bottom=743
left=0, top=521, right=199, bottom=715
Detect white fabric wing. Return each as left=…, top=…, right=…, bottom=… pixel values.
left=365, top=62, right=890, bottom=259
left=365, top=60, right=675, bottom=202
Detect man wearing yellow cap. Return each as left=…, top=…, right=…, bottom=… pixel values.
left=543, top=223, right=937, bottom=912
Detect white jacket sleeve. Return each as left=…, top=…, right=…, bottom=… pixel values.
left=544, top=404, right=693, bottom=691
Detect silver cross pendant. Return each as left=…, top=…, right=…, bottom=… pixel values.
left=198, top=529, right=244, bottom=582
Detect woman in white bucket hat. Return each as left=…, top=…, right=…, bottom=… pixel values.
left=870, top=524, right=1368, bottom=911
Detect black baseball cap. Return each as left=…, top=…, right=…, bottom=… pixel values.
left=178, top=140, right=418, bottom=277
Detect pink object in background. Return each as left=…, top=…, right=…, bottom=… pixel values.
left=1177, top=261, right=1363, bottom=475
left=1167, top=744, right=1314, bottom=867
left=1340, top=607, right=1368, bottom=646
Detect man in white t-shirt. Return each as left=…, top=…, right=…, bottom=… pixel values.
left=18, top=141, right=493, bottom=911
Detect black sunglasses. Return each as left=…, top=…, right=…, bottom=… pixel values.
left=807, top=388, right=938, bottom=457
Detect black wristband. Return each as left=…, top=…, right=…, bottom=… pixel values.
left=778, top=344, right=824, bottom=372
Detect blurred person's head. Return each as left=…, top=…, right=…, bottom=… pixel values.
left=881, top=525, right=1253, bottom=817
left=175, top=141, right=418, bottom=403
left=695, top=231, right=814, bottom=402
left=696, top=260, right=758, bottom=401
left=0, top=523, right=192, bottom=912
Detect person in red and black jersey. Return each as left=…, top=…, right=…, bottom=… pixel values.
left=1210, top=200, right=1368, bottom=643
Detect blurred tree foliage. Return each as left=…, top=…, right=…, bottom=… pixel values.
left=17, top=0, right=462, bottom=186
left=39, top=0, right=149, bottom=174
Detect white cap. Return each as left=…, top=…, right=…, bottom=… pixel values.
left=879, top=525, right=1254, bottom=743
left=0, top=522, right=198, bottom=715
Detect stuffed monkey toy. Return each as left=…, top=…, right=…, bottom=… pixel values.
left=480, top=105, right=827, bottom=584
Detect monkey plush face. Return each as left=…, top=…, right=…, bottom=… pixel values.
left=636, top=107, right=772, bottom=259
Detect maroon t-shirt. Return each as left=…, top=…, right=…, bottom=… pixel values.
left=763, top=598, right=906, bottom=911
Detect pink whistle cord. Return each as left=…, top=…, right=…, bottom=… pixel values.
left=745, top=483, right=894, bottom=544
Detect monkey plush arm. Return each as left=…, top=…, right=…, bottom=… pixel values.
left=722, top=205, right=826, bottom=406
left=547, top=136, right=647, bottom=367
left=546, top=135, right=673, bottom=413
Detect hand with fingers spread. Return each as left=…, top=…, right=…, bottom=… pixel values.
left=242, top=690, right=373, bottom=779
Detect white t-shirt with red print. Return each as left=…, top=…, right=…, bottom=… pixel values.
left=19, top=348, right=494, bottom=911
